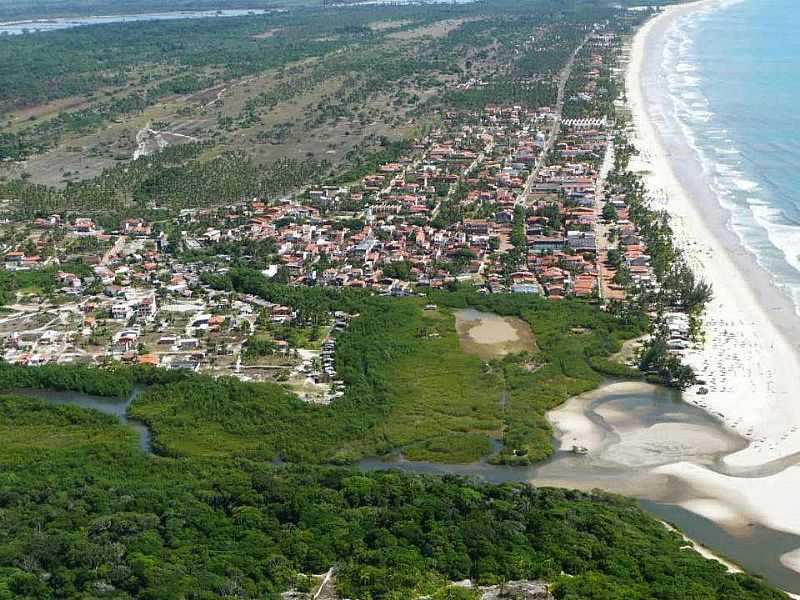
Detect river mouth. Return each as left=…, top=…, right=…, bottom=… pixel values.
left=18, top=379, right=800, bottom=593
left=361, top=381, right=742, bottom=482
left=360, top=380, right=800, bottom=594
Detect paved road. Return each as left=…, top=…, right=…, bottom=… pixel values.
left=595, top=140, right=615, bottom=301
left=519, top=35, right=590, bottom=207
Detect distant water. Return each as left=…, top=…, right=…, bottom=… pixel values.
left=662, top=0, right=800, bottom=314
left=0, top=1, right=476, bottom=35
left=0, top=9, right=273, bottom=35
left=333, top=0, right=475, bottom=5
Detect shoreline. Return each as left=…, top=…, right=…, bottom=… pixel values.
left=626, top=0, right=800, bottom=469
left=625, top=0, right=800, bottom=583
left=359, top=378, right=800, bottom=591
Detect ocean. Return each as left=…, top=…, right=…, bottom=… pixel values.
left=662, top=0, right=800, bottom=313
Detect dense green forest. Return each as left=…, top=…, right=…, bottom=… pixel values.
left=1, top=279, right=645, bottom=465
left=0, top=361, right=192, bottom=397
left=0, top=393, right=788, bottom=599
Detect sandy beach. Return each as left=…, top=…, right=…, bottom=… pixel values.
left=626, top=0, right=800, bottom=571
left=627, top=0, right=800, bottom=468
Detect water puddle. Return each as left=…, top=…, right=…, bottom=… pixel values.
left=454, top=308, right=536, bottom=359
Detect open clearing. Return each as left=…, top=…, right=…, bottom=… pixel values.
left=454, top=308, right=537, bottom=360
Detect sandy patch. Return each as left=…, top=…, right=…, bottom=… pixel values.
left=655, top=462, right=800, bottom=537
left=603, top=423, right=736, bottom=468
left=781, top=549, right=800, bottom=575
left=678, top=498, right=745, bottom=530
left=368, top=19, right=413, bottom=32
left=548, top=381, right=741, bottom=467
left=251, top=27, right=283, bottom=39
left=661, top=520, right=742, bottom=573
left=454, top=309, right=535, bottom=359
left=548, top=392, right=610, bottom=454
left=388, top=18, right=470, bottom=40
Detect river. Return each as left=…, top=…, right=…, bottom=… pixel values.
left=23, top=377, right=800, bottom=594
left=360, top=380, right=800, bottom=595
left=0, top=9, right=274, bottom=36
left=21, top=386, right=152, bottom=452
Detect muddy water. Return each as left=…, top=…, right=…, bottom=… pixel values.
left=360, top=380, right=800, bottom=594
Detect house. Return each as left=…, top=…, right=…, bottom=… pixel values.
left=529, top=235, right=566, bottom=254
left=72, top=218, right=96, bottom=234
left=177, top=338, right=200, bottom=350
left=511, top=282, right=543, bottom=295
left=566, top=231, right=597, bottom=253
left=112, top=302, right=134, bottom=321
left=114, top=330, right=139, bottom=352
left=138, top=354, right=160, bottom=366
left=136, top=295, right=157, bottom=321
left=495, top=211, right=513, bottom=224
left=122, top=219, right=152, bottom=236
left=464, top=219, right=490, bottom=236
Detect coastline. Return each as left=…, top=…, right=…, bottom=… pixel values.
left=625, top=0, right=800, bottom=569
left=626, top=0, right=800, bottom=468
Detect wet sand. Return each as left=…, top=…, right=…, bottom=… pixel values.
left=359, top=380, right=800, bottom=593
left=628, top=0, right=800, bottom=468
left=624, top=1, right=800, bottom=585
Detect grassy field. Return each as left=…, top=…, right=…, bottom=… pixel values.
left=429, top=290, right=649, bottom=463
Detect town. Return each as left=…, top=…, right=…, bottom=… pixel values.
left=0, top=28, right=670, bottom=401
left=2, top=1, right=787, bottom=599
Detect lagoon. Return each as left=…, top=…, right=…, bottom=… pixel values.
left=0, top=9, right=274, bottom=36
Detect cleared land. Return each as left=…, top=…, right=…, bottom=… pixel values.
left=454, top=308, right=537, bottom=360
